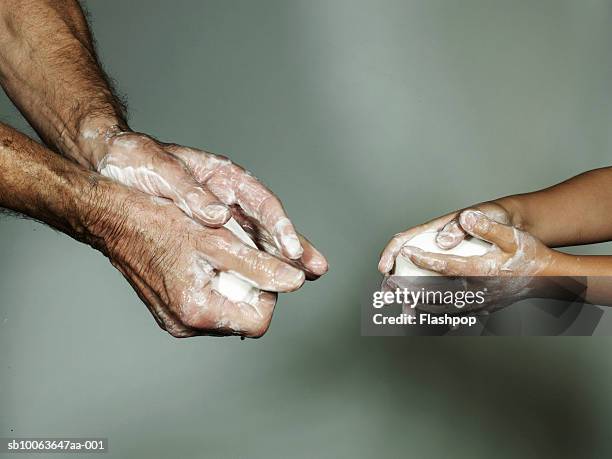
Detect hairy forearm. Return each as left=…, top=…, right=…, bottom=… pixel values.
left=0, top=122, right=125, bottom=249
left=0, top=0, right=127, bottom=169
left=495, top=167, right=612, bottom=247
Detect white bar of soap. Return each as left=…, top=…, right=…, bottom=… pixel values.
left=393, top=231, right=490, bottom=276
left=211, top=218, right=259, bottom=303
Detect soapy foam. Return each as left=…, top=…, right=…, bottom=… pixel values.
left=211, top=218, right=260, bottom=303
left=393, top=231, right=490, bottom=276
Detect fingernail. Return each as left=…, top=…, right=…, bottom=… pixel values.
left=310, top=257, right=329, bottom=275
left=477, top=218, right=491, bottom=233
left=274, top=264, right=305, bottom=290
left=436, top=231, right=455, bottom=248
left=306, top=251, right=329, bottom=276
left=462, top=210, right=491, bottom=233
left=202, top=203, right=230, bottom=224
left=459, top=210, right=480, bottom=230
left=282, top=234, right=303, bottom=259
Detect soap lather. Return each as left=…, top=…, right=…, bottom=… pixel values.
left=393, top=231, right=490, bottom=276
left=211, top=218, right=260, bottom=303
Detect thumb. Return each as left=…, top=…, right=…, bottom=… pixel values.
left=154, top=158, right=231, bottom=227
left=435, top=219, right=466, bottom=249
left=169, top=178, right=231, bottom=227
left=99, top=155, right=230, bottom=227
left=458, top=209, right=517, bottom=253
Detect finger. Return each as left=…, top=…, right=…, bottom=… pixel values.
left=435, top=203, right=513, bottom=250
left=169, top=147, right=304, bottom=259
left=258, top=234, right=328, bottom=280
left=400, top=246, right=478, bottom=276
left=459, top=210, right=517, bottom=253
left=378, top=232, right=415, bottom=274
left=232, top=173, right=303, bottom=259
left=296, top=235, right=329, bottom=279
left=171, top=181, right=231, bottom=227
left=146, top=157, right=231, bottom=227
left=180, top=283, right=276, bottom=337
left=436, top=220, right=466, bottom=249
left=218, top=291, right=277, bottom=339
left=261, top=236, right=328, bottom=281
left=99, top=152, right=230, bottom=227
left=378, top=214, right=457, bottom=274
left=241, top=291, right=277, bottom=338
left=229, top=211, right=327, bottom=279
left=197, top=227, right=306, bottom=292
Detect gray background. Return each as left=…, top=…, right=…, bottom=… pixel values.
left=2, top=0, right=612, bottom=457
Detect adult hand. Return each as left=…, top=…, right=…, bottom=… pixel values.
left=87, top=181, right=307, bottom=338
left=85, top=128, right=328, bottom=279
left=0, top=122, right=305, bottom=338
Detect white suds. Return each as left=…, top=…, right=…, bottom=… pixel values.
left=394, top=231, right=490, bottom=276
left=211, top=218, right=260, bottom=304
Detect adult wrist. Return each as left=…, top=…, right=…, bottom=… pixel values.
left=76, top=175, right=134, bottom=253
left=0, top=121, right=133, bottom=253
left=72, top=114, right=130, bottom=171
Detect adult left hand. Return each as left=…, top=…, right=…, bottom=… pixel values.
left=86, top=129, right=328, bottom=280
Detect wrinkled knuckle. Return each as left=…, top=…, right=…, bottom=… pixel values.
left=108, top=132, right=147, bottom=150
left=258, top=194, right=281, bottom=218
left=444, top=264, right=461, bottom=276
left=464, top=261, right=478, bottom=276
left=200, top=230, right=232, bottom=254
left=432, top=259, right=448, bottom=273
left=240, top=251, right=269, bottom=276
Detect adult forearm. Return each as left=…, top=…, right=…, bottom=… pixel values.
left=0, top=0, right=126, bottom=169
left=495, top=167, right=612, bottom=247
left=0, top=122, right=123, bottom=249
left=0, top=123, right=297, bottom=338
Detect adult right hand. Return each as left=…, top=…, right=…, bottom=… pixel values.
left=86, top=180, right=306, bottom=338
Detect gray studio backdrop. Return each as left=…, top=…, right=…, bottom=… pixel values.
left=2, top=0, right=612, bottom=457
